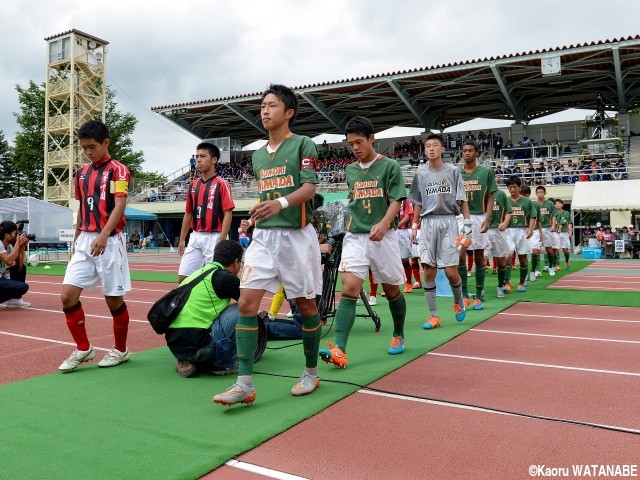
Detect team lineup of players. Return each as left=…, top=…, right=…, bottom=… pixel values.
left=58, top=84, right=573, bottom=407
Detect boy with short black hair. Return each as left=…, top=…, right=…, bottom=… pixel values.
left=459, top=140, right=497, bottom=310
left=178, top=142, right=235, bottom=283
left=59, top=120, right=132, bottom=372
left=213, top=84, right=322, bottom=406
left=530, top=185, right=557, bottom=280
left=505, top=175, right=537, bottom=293
left=318, top=116, right=407, bottom=369
left=554, top=199, right=573, bottom=269
left=410, top=134, right=470, bottom=329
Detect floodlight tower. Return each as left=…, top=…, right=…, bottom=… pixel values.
left=43, top=29, right=108, bottom=206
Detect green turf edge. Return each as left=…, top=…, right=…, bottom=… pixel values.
left=27, top=262, right=178, bottom=283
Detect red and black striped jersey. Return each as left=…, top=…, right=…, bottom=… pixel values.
left=75, top=157, right=130, bottom=234
left=397, top=199, right=414, bottom=229
left=185, top=175, right=235, bottom=232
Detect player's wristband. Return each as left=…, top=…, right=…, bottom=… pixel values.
left=411, top=223, right=419, bottom=229
left=277, top=197, right=289, bottom=209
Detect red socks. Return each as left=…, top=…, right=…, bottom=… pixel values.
left=64, top=302, right=90, bottom=351
left=111, top=302, right=130, bottom=352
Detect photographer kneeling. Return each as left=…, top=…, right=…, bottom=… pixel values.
left=0, top=221, right=31, bottom=308
left=165, top=240, right=266, bottom=377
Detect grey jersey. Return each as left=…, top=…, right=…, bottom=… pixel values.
left=409, top=162, right=466, bottom=216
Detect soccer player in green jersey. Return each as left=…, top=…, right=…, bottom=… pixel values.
left=409, top=134, right=470, bottom=329
left=459, top=141, right=497, bottom=310
left=488, top=189, right=512, bottom=297
left=214, top=84, right=323, bottom=406
left=530, top=186, right=558, bottom=280
left=319, top=116, right=407, bottom=368
left=505, top=175, right=537, bottom=293
left=554, top=198, right=573, bottom=269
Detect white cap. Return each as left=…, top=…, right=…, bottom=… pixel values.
left=596, top=222, right=602, bottom=227
left=615, top=225, right=620, bottom=229
left=630, top=225, right=635, bottom=229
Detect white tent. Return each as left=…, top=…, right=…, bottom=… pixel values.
left=571, top=180, right=640, bottom=212
left=0, top=196, right=73, bottom=243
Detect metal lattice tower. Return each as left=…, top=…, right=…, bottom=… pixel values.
left=43, top=29, right=108, bottom=206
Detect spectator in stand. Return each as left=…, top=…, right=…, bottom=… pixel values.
left=190, top=154, right=196, bottom=175
left=494, top=132, right=503, bottom=158
left=148, top=189, right=158, bottom=202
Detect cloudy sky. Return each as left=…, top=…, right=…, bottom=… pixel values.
left=1, top=0, right=638, bottom=176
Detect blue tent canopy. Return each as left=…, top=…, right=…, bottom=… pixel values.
left=125, top=206, right=157, bottom=221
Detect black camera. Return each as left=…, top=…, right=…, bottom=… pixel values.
left=16, top=220, right=36, bottom=241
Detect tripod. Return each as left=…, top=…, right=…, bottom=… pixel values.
left=317, top=234, right=382, bottom=332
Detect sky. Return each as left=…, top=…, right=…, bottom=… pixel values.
left=1, top=0, right=639, bottom=177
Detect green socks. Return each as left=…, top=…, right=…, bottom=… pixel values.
left=334, top=295, right=358, bottom=352
left=387, top=293, right=406, bottom=337
left=236, top=315, right=259, bottom=376
left=302, top=313, right=322, bottom=368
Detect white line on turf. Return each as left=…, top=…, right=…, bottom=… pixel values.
left=224, top=460, right=309, bottom=480
left=357, top=390, right=640, bottom=434
left=427, top=352, right=640, bottom=377
left=472, top=328, right=640, bottom=344
left=497, top=312, right=640, bottom=323
left=0, top=331, right=111, bottom=351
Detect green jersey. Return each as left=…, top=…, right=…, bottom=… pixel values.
left=489, top=189, right=512, bottom=228
left=556, top=210, right=571, bottom=232
left=537, top=200, right=557, bottom=228
left=461, top=165, right=498, bottom=215
left=508, top=196, right=536, bottom=229
left=345, top=155, right=406, bottom=233
left=252, top=133, right=319, bottom=229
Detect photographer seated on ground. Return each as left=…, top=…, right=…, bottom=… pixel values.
left=0, top=221, right=31, bottom=308
left=165, top=240, right=263, bottom=377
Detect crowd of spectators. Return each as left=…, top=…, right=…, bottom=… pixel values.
left=492, top=155, right=628, bottom=186
left=583, top=224, right=638, bottom=258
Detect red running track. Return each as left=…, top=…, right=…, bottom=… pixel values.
left=203, top=302, right=640, bottom=480
left=0, top=275, right=279, bottom=384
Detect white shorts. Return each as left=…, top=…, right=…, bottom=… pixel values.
left=488, top=228, right=510, bottom=258
left=551, top=231, right=561, bottom=249
left=412, top=230, right=421, bottom=258
left=339, top=230, right=405, bottom=285
left=240, top=225, right=322, bottom=299
left=178, top=231, right=221, bottom=276
left=397, top=228, right=413, bottom=259
left=64, top=231, right=131, bottom=296
left=419, top=216, right=459, bottom=268
left=529, top=230, right=541, bottom=250
left=507, top=228, right=532, bottom=255
left=540, top=228, right=556, bottom=249
left=557, top=232, right=571, bottom=249
left=469, top=214, right=491, bottom=250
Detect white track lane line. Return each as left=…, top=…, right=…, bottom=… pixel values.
left=224, top=460, right=309, bottom=480
left=22, top=307, right=148, bottom=323
left=0, top=331, right=112, bottom=352
left=357, top=390, right=640, bottom=434
left=24, top=291, right=156, bottom=305
left=472, top=328, right=640, bottom=344
left=554, top=278, right=640, bottom=284
left=497, top=312, right=640, bottom=324
left=549, top=285, right=640, bottom=291
left=427, top=352, right=640, bottom=377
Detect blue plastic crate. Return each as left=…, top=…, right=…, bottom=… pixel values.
left=582, top=247, right=602, bottom=259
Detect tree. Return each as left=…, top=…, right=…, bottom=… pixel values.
left=12, top=80, right=148, bottom=200
left=0, top=130, right=19, bottom=198
left=102, top=87, right=145, bottom=176
left=13, top=81, right=45, bottom=198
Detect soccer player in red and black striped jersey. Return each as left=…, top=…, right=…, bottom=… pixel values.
left=178, top=142, right=235, bottom=283
left=59, top=120, right=132, bottom=372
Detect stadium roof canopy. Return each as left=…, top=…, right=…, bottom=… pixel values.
left=151, top=35, right=640, bottom=147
